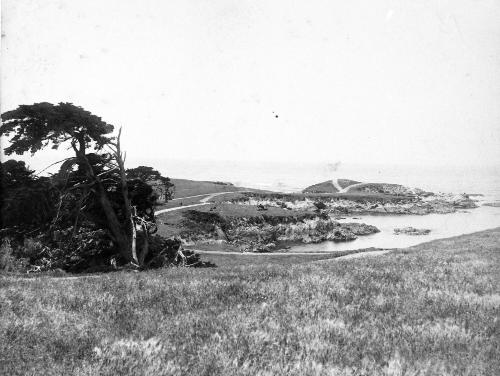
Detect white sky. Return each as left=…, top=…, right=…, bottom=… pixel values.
left=2, top=0, right=500, bottom=169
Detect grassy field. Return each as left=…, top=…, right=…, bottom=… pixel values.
left=1, top=228, right=499, bottom=375
left=169, top=179, right=262, bottom=199
left=156, top=202, right=318, bottom=239
left=156, top=192, right=249, bottom=211
left=337, top=179, right=361, bottom=189
left=156, top=179, right=268, bottom=211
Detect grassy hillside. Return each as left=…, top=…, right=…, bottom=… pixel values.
left=170, top=178, right=244, bottom=198
left=302, top=180, right=338, bottom=194
left=337, top=178, right=361, bottom=189
left=1, top=228, right=499, bottom=375
left=156, top=179, right=267, bottom=211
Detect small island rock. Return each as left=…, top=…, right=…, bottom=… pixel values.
left=394, top=227, right=431, bottom=236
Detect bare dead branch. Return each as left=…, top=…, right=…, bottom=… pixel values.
left=35, top=157, right=75, bottom=176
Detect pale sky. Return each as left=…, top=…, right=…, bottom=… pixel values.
left=2, top=0, right=500, bottom=170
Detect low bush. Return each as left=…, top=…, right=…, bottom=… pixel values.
left=0, top=239, right=28, bottom=272
left=0, top=232, right=213, bottom=275
left=313, top=201, right=327, bottom=210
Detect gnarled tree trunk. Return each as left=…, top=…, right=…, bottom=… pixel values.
left=73, top=134, right=137, bottom=265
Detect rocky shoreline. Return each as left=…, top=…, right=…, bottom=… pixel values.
left=224, top=191, right=477, bottom=216
left=170, top=209, right=379, bottom=253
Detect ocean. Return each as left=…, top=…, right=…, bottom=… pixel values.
left=149, top=159, right=500, bottom=201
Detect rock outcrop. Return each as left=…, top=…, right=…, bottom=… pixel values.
left=228, top=192, right=477, bottom=216
left=178, top=210, right=379, bottom=252
left=350, top=183, right=427, bottom=196
left=483, top=202, right=500, bottom=207
left=394, top=227, right=431, bottom=236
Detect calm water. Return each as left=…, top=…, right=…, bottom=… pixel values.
left=148, top=158, right=500, bottom=251
left=291, top=206, right=500, bottom=253
left=148, top=159, right=500, bottom=201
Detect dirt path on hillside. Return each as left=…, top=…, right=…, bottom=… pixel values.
left=338, top=181, right=367, bottom=193
left=9, top=249, right=392, bottom=281
left=155, top=202, right=211, bottom=214
left=190, top=249, right=391, bottom=257
left=170, top=193, right=214, bottom=201
left=330, top=249, right=390, bottom=259
left=155, top=191, right=247, bottom=214
left=331, top=179, right=343, bottom=192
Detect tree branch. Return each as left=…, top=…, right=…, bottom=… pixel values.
left=35, top=157, right=75, bottom=176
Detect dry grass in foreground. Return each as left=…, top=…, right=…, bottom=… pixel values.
left=1, top=228, right=499, bottom=375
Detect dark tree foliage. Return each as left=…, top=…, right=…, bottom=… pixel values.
left=0, top=160, right=58, bottom=231
left=1, top=160, right=35, bottom=188
left=126, top=165, right=174, bottom=202
left=126, top=166, right=163, bottom=181
left=1, top=102, right=114, bottom=155
left=53, top=155, right=157, bottom=229
left=127, top=179, right=158, bottom=222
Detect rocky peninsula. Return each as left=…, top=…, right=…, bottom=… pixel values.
left=158, top=204, right=379, bottom=252
left=224, top=191, right=477, bottom=216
